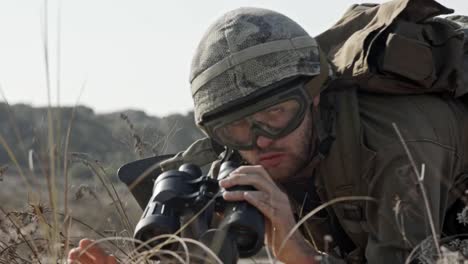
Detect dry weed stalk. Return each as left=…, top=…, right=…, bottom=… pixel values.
left=0, top=165, right=7, bottom=182
left=69, top=153, right=133, bottom=235
left=392, top=123, right=442, bottom=260
left=120, top=113, right=151, bottom=158
left=393, top=195, right=412, bottom=248
left=1, top=0, right=139, bottom=263
left=276, top=196, right=376, bottom=264
left=120, top=113, right=182, bottom=158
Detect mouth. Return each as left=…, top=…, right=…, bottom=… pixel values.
left=258, top=152, right=285, bottom=168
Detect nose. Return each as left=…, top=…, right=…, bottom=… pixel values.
left=256, top=135, right=274, bottom=149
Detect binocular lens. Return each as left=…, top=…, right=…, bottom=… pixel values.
left=134, top=213, right=180, bottom=251
left=232, top=226, right=259, bottom=252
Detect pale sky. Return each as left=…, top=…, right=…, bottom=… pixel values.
left=0, top=0, right=466, bottom=116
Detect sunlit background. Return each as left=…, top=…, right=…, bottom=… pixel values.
left=0, top=0, right=466, bottom=117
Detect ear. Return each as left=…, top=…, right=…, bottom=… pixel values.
left=313, top=95, right=320, bottom=107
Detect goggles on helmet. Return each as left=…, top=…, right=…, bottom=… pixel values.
left=203, top=79, right=311, bottom=150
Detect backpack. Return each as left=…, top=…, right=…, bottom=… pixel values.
left=313, top=0, right=468, bottom=257
left=315, top=0, right=468, bottom=101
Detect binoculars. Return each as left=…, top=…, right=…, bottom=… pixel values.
left=133, top=161, right=265, bottom=263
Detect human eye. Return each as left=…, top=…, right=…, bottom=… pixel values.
left=227, top=118, right=248, bottom=128
left=267, top=105, right=285, bottom=114
left=266, top=101, right=291, bottom=114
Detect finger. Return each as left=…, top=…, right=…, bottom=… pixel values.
left=222, top=190, right=275, bottom=218
left=243, top=191, right=277, bottom=220
left=233, top=165, right=273, bottom=182
left=222, top=190, right=247, bottom=201
left=219, top=173, right=258, bottom=188
left=79, top=239, right=93, bottom=248
left=219, top=172, right=271, bottom=193
left=77, top=239, right=106, bottom=262
left=68, top=248, right=81, bottom=262
left=67, top=247, right=92, bottom=264
left=222, top=190, right=267, bottom=202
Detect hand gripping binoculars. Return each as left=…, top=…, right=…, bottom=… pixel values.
left=133, top=161, right=265, bottom=263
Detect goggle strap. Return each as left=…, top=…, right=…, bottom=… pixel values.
left=159, top=137, right=220, bottom=171
left=305, top=48, right=329, bottom=99
left=312, top=94, right=337, bottom=158
left=312, top=105, right=328, bottom=144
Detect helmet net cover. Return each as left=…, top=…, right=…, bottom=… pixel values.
left=190, top=7, right=321, bottom=125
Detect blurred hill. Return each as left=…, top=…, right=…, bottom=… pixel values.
left=0, top=102, right=205, bottom=171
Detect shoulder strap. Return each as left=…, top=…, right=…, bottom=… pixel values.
left=159, top=137, right=223, bottom=171
left=118, top=137, right=223, bottom=208
left=316, top=85, right=376, bottom=251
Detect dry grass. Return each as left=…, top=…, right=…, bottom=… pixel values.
left=2, top=86, right=468, bottom=263
left=1, top=1, right=468, bottom=263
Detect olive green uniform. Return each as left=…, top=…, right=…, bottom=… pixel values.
left=297, top=86, right=468, bottom=263
left=293, top=0, right=468, bottom=262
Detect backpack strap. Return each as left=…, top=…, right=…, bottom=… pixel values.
left=118, top=137, right=223, bottom=208
left=158, top=137, right=223, bottom=171
left=316, top=84, right=376, bottom=254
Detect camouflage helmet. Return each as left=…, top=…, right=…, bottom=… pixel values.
left=190, top=7, right=327, bottom=125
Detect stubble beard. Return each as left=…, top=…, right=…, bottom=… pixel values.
left=267, top=130, right=312, bottom=183
left=242, top=112, right=314, bottom=183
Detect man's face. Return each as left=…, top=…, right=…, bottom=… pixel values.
left=237, top=110, right=313, bottom=182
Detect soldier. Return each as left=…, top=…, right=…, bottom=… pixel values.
left=69, top=2, right=468, bottom=264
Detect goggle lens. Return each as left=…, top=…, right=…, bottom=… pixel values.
left=213, top=99, right=303, bottom=149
